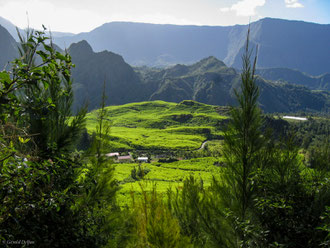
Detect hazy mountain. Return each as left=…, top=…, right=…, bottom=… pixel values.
left=0, top=24, right=18, bottom=70
left=0, top=23, right=328, bottom=113
left=230, top=18, right=330, bottom=76
left=55, top=22, right=231, bottom=67
left=256, top=68, right=330, bottom=91
left=0, top=16, right=21, bottom=40
left=53, top=18, right=330, bottom=75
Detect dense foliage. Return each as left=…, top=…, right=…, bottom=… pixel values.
left=0, top=29, right=120, bottom=247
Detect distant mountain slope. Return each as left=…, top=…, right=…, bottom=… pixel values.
left=256, top=68, right=330, bottom=91
left=53, top=18, right=330, bottom=75
left=136, top=56, right=329, bottom=113
left=230, top=18, right=330, bottom=76
left=66, top=40, right=329, bottom=113
left=56, top=22, right=231, bottom=67
left=0, top=24, right=18, bottom=69
left=68, top=40, right=144, bottom=111
left=0, top=17, right=20, bottom=40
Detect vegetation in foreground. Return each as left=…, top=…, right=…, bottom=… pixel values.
left=0, top=28, right=329, bottom=248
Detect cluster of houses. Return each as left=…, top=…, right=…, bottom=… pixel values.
left=105, top=152, right=149, bottom=163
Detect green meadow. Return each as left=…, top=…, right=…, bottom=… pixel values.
left=85, top=100, right=229, bottom=150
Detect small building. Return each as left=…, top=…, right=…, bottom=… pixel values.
left=117, top=155, right=132, bottom=163
left=137, top=157, right=149, bottom=163
left=105, top=152, right=120, bottom=157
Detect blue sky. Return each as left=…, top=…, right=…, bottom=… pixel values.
left=0, top=0, right=329, bottom=33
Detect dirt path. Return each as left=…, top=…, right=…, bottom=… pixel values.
left=198, top=140, right=209, bottom=150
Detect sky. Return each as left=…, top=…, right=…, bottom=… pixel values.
left=0, top=0, right=329, bottom=33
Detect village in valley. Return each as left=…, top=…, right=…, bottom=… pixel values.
left=106, top=152, right=149, bottom=163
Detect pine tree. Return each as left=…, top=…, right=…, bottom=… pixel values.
left=220, top=26, right=264, bottom=247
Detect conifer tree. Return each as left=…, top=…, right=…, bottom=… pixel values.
left=220, top=26, right=264, bottom=247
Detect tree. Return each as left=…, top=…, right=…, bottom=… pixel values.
left=129, top=184, right=192, bottom=248
left=16, top=28, right=87, bottom=159
left=219, top=26, right=264, bottom=247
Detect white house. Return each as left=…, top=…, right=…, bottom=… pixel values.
left=105, top=152, right=120, bottom=157
left=137, top=157, right=149, bottom=163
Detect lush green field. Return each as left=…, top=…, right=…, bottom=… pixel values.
left=85, top=100, right=228, bottom=151
left=84, top=100, right=228, bottom=205
left=113, top=157, right=224, bottom=206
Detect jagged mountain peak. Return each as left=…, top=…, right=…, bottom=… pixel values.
left=68, top=40, right=94, bottom=55
left=192, top=56, right=227, bottom=70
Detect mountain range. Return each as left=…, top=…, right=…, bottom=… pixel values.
left=2, top=16, right=330, bottom=75
left=0, top=17, right=329, bottom=113
left=68, top=40, right=329, bottom=113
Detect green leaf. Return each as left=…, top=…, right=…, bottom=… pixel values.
left=55, top=52, right=66, bottom=61
left=0, top=71, right=11, bottom=84
left=43, top=44, right=53, bottom=53
left=18, top=136, right=30, bottom=144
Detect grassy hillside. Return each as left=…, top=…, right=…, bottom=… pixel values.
left=115, top=157, right=224, bottom=206
left=85, top=100, right=229, bottom=151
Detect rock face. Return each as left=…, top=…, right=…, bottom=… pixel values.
left=54, top=18, right=330, bottom=76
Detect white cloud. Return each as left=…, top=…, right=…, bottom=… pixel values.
left=285, top=0, right=304, bottom=8
left=220, top=0, right=266, bottom=17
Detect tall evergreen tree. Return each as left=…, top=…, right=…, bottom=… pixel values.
left=220, top=26, right=264, bottom=247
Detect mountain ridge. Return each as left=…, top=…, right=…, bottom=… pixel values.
left=0, top=25, right=328, bottom=113
left=50, top=17, right=330, bottom=75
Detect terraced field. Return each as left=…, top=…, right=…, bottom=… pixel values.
left=85, top=100, right=229, bottom=151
